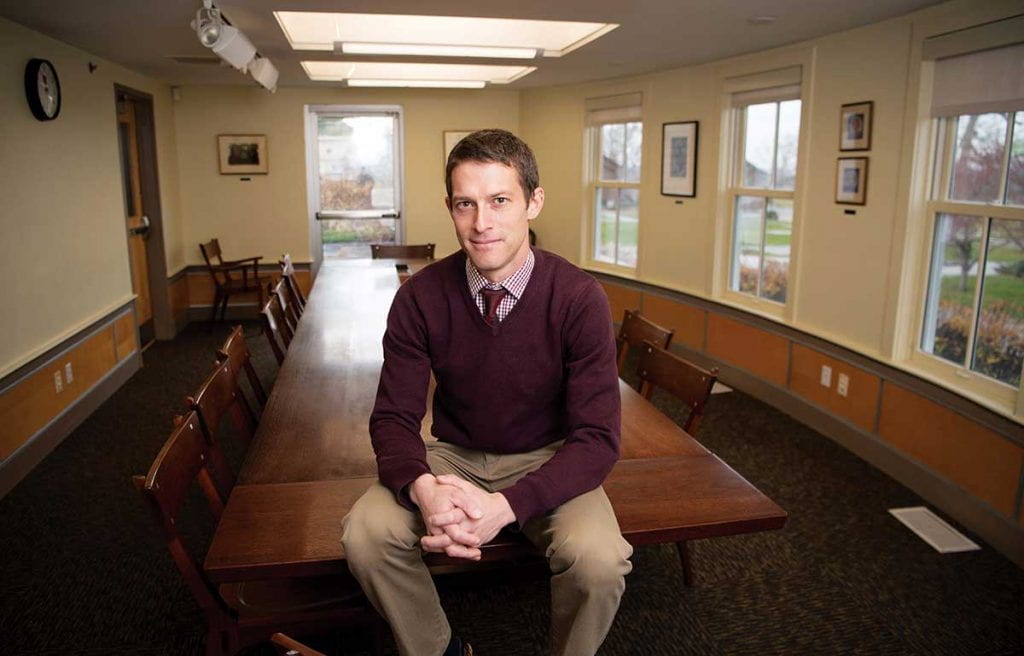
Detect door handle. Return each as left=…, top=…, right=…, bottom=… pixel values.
left=128, top=215, right=151, bottom=239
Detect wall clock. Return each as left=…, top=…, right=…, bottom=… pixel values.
left=25, top=58, right=61, bottom=121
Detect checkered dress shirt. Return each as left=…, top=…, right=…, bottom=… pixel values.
left=466, top=249, right=535, bottom=323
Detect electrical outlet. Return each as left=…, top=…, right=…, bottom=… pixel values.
left=820, top=365, right=832, bottom=387
left=53, top=371, right=63, bottom=393
left=837, top=373, right=850, bottom=397
left=64, top=362, right=74, bottom=384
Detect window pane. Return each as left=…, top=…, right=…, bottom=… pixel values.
left=732, top=195, right=764, bottom=295
left=742, top=103, right=777, bottom=188
left=761, top=199, right=792, bottom=302
left=321, top=218, right=397, bottom=258
left=594, top=187, right=618, bottom=263
left=617, top=189, right=639, bottom=267
left=922, top=213, right=983, bottom=366
left=624, top=122, right=642, bottom=183
left=949, top=113, right=1008, bottom=203
left=600, top=123, right=626, bottom=182
left=1006, top=113, right=1024, bottom=206
left=971, top=219, right=1024, bottom=386
left=318, top=115, right=396, bottom=211
left=775, top=100, right=801, bottom=190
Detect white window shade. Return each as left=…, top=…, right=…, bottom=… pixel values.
left=586, top=92, right=642, bottom=125
left=731, top=84, right=801, bottom=107
left=931, top=42, right=1024, bottom=117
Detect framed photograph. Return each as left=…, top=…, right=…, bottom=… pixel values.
left=443, top=130, right=473, bottom=163
left=835, top=157, right=868, bottom=205
left=661, top=121, right=698, bottom=197
left=839, top=101, right=872, bottom=151
left=217, top=134, right=268, bottom=174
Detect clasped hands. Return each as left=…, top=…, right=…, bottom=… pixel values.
left=409, top=473, right=516, bottom=560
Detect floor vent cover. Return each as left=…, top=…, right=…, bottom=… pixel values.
left=888, top=506, right=980, bottom=553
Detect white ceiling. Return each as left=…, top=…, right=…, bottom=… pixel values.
left=0, top=0, right=948, bottom=89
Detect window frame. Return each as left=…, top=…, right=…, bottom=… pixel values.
left=584, top=112, right=644, bottom=274
left=911, top=111, right=1024, bottom=414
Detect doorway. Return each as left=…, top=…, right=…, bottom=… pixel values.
left=114, top=86, right=172, bottom=348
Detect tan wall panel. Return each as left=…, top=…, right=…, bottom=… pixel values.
left=600, top=282, right=642, bottom=324
left=641, top=294, right=705, bottom=350
left=878, top=384, right=1023, bottom=517
left=705, top=315, right=788, bottom=386
left=0, top=327, right=117, bottom=461
left=186, top=273, right=270, bottom=307
left=169, top=275, right=190, bottom=320
left=789, top=344, right=880, bottom=431
left=294, top=270, right=312, bottom=296
left=113, top=312, right=136, bottom=362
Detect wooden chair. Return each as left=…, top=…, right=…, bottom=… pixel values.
left=635, top=340, right=719, bottom=586
left=187, top=360, right=257, bottom=497
left=370, top=243, right=435, bottom=260
left=615, top=309, right=674, bottom=374
left=271, top=633, right=326, bottom=656
left=260, top=297, right=289, bottom=366
left=216, top=325, right=269, bottom=409
left=270, top=280, right=300, bottom=335
left=200, top=238, right=273, bottom=326
left=279, top=254, right=306, bottom=315
left=132, top=413, right=373, bottom=656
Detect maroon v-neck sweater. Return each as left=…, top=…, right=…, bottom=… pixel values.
left=369, top=248, right=621, bottom=524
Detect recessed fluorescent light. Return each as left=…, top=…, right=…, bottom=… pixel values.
left=302, top=61, right=536, bottom=85
left=276, top=12, right=617, bottom=58
left=348, top=79, right=486, bottom=89
left=339, top=42, right=539, bottom=59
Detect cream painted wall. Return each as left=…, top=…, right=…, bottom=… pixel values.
left=172, top=86, right=520, bottom=265
left=519, top=0, right=1022, bottom=368
left=0, top=17, right=182, bottom=377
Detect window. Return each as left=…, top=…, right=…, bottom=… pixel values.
left=586, top=95, right=642, bottom=269
left=309, top=108, right=402, bottom=258
left=920, top=111, right=1024, bottom=389
left=727, top=94, right=801, bottom=304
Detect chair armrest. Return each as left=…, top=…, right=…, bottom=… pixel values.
left=220, top=256, right=263, bottom=266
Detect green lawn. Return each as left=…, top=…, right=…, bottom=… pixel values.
left=940, top=273, right=1024, bottom=317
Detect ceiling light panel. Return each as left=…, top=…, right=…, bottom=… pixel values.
left=302, top=61, right=536, bottom=85
left=339, top=43, right=539, bottom=59
left=276, top=12, right=617, bottom=57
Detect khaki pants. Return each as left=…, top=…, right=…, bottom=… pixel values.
left=341, top=441, right=633, bottom=656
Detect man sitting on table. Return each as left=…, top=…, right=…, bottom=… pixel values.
left=342, top=129, right=632, bottom=656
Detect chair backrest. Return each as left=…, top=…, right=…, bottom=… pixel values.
left=270, top=280, right=299, bottom=335
left=260, top=297, right=288, bottom=365
left=370, top=243, right=435, bottom=260
left=187, top=361, right=255, bottom=497
left=271, top=633, right=327, bottom=656
left=199, top=238, right=229, bottom=285
left=279, top=254, right=306, bottom=314
left=616, top=309, right=674, bottom=373
left=216, top=324, right=268, bottom=408
left=132, top=411, right=232, bottom=620
left=636, top=341, right=719, bottom=435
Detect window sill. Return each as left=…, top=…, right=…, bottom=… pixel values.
left=906, top=350, right=1020, bottom=421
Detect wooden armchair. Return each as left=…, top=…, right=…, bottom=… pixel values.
left=279, top=254, right=306, bottom=315
left=216, top=325, right=269, bottom=409
left=635, top=340, right=719, bottom=585
left=132, top=412, right=373, bottom=656
left=187, top=360, right=257, bottom=498
left=260, top=297, right=290, bottom=366
left=200, top=239, right=274, bottom=325
left=615, top=309, right=674, bottom=374
left=370, top=243, right=435, bottom=260
left=270, top=280, right=300, bottom=335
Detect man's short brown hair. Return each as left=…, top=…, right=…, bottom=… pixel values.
left=445, top=129, right=540, bottom=202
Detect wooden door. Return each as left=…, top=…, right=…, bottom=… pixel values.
left=116, top=94, right=153, bottom=346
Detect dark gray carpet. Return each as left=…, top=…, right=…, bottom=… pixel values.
left=0, top=323, right=1021, bottom=655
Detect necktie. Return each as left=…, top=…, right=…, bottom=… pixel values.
left=480, top=287, right=507, bottom=326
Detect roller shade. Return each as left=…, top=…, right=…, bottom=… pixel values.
left=930, top=42, right=1024, bottom=117
left=585, top=92, right=642, bottom=125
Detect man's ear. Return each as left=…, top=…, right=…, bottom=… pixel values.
left=527, top=187, right=545, bottom=220
left=444, top=196, right=453, bottom=214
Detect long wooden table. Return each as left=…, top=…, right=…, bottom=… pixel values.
left=205, top=258, right=786, bottom=583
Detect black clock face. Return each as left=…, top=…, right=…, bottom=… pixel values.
left=25, top=58, right=61, bottom=121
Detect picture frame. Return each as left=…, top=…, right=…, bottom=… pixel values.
left=839, top=101, right=872, bottom=151
left=443, top=130, right=473, bottom=163
left=217, top=134, right=268, bottom=174
left=835, top=157, right=868, bottom=205
left=661, top=121, right=698, bottom=197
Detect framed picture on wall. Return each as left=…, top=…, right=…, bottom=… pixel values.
left=217, top=134, right=268, bottom=174
left=839, top=101, right=872, bottom=151
left=661, top=121, right=698, bottom=197
left=835, top=157, right=868, bottom=205
left=443, top=130, right=473, bottom=163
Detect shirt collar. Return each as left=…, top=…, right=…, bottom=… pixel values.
left=466, top=248, right=535, bottom=299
